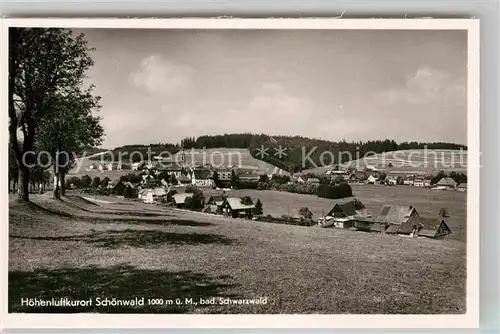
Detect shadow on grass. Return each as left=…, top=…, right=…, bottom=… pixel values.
left=10, top=229, right=235, bottom=248
left=9, top=264, right=239, bottom=313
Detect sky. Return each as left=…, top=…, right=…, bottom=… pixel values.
left=77, top=28, right=468, bottom=149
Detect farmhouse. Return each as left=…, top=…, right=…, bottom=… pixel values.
left=204, top=195, right=226, bottom=214
left=191, top=169, right=213, bottom=187
left=171, top=193, right=194, bottom=208
left=320, top=198, right=368, bottom=228
left=397, top=216, right=452, bottom=239
left=376, top=205, right=419, bottom=234
left=222, top=197, right=255, bottom=218
left=131, top=162, right=142, bottom=171
left=137, top=188, right=149, bottom=200
left=457, top=183, right=467, bottom=192
left=434, top=177, right=458, bottom=189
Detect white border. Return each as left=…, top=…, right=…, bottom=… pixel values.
left=0, top=18, right=480, bottom=329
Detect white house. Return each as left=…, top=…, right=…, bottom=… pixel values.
left=366, top=175, right=377, bottom=184
left=131, top=162, right=141, bottom=171
left=413, top=178, right=425, bottom=187
left=143, top=187, right=168, bottom=204
left=192, top=169, right=213, bottom=187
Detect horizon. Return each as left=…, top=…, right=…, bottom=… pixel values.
left=78, top=29, right=467, bottom=149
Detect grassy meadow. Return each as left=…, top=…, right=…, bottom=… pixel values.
left=9, top=190, right=466, bottom=314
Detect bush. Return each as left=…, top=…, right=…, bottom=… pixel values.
left=317, top=183, right=352, bottom=199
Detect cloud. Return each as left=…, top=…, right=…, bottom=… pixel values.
left=129, top=55, right=196, bottom=94
left=373, top=66, right=465, bottom=105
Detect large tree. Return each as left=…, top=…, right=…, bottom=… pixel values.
left=36, top=87, right=104, bottom=198
left=9, top=28, right=97, bottom=202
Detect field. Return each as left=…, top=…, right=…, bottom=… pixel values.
left=69, top=148, right=288, bottom=177
left=204, top=185, right=467, bottom=242
left=305, top=149, right=468, bottom=175
left=9, top=191, right=466, bottom=314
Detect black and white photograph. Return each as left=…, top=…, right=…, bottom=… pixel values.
left=2, top=19, right=479, bottom=328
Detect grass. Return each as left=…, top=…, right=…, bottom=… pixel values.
left=9, top=193, right=466, bottom=314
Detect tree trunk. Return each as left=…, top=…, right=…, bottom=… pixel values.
left=60, top=171, right=66, bottom=196
left=17, top=167, right=30, bottom=202
left=53, top=170, right=60, bottom=199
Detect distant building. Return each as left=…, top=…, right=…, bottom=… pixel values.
left=143, top=187, right=167, bottom=204
left=191, top=169, right=213, bottom=187
left=206, top=195, right=226, bottom=214
left=222, top=197, right=255, bottom=218
left=214, top=169, right=232, bottom=181
left=413, top=178, right=425, bottom=187
left=457, top=183, right=467, bottom=192
left=176, top=174, right=192, bottom=185
left=434, top=177, right=458, bottom=189
left=366, top=175, right=377, bottom=184
left=171, top=193, right=194, bottom=208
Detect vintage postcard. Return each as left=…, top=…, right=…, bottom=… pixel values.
left=0, top=18, right=479, bottom=328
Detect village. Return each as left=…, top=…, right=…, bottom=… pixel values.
left=65, top=153, right=466, bottom=241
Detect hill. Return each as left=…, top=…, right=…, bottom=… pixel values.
left=81, top=134, right=466, bottom=174
left=305, top=149, right=468, bottom=175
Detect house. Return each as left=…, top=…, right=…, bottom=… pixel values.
left=206, top=195, right=226, bottom=214
left=171, top=193, right=194, bottom=208
left=457, top=183, right=467, bottom=192
left=97, top=164, right=104, bottom=172
left=106, top=162, right=122, bottom=171
left=413, top=178, right=425, bottom=187
left=366, top=175, right=377, bottom=184
left=434, top=177, right=458, bottom=189
left=143, top=187, right=168, bottom=204
left=162, top=164, right=185, bottom=178
left=376, top=205, right=419, bottom=234
left=239, top=175, right=261, bottom=183
left=320, top=198, right=368, bottom=228
left=397, top=216, right=452, bottom=239
left=222, top=197, right=255, bottom=218
left=403, top=177, right=414, bottom=186
left=423, top=179, right=432, bottom=188
left=131, top=162, right=141, bottom=171
left=214, top=169, right=232, bottom=181
left=386, top=175, right=398, bottom=185
left=191, top=169, right=213, bottom=187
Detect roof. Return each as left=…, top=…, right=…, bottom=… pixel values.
left=457, top=183, right=467, bottom=189
left=398, top=216, right=451, bottom=236
left=193, top=169, right=212, bottom=179
left=172, top=193, right=193, bottom=204
left=327, top=199, right=366, bottom=217
left=177, top=174, right=191, bottom=182
left=151, top=187, right=167, bottom=196
left=138, top=188, right=149, bottom=195
left=307, top=178, right=320, bottom=183
left=225, top=197, right=255, bottom=210
left=376, top=205, right=417, bottom=225
left=208, top=195, right=225, bottom=205
left=436, top=177, right=457, bottom=187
